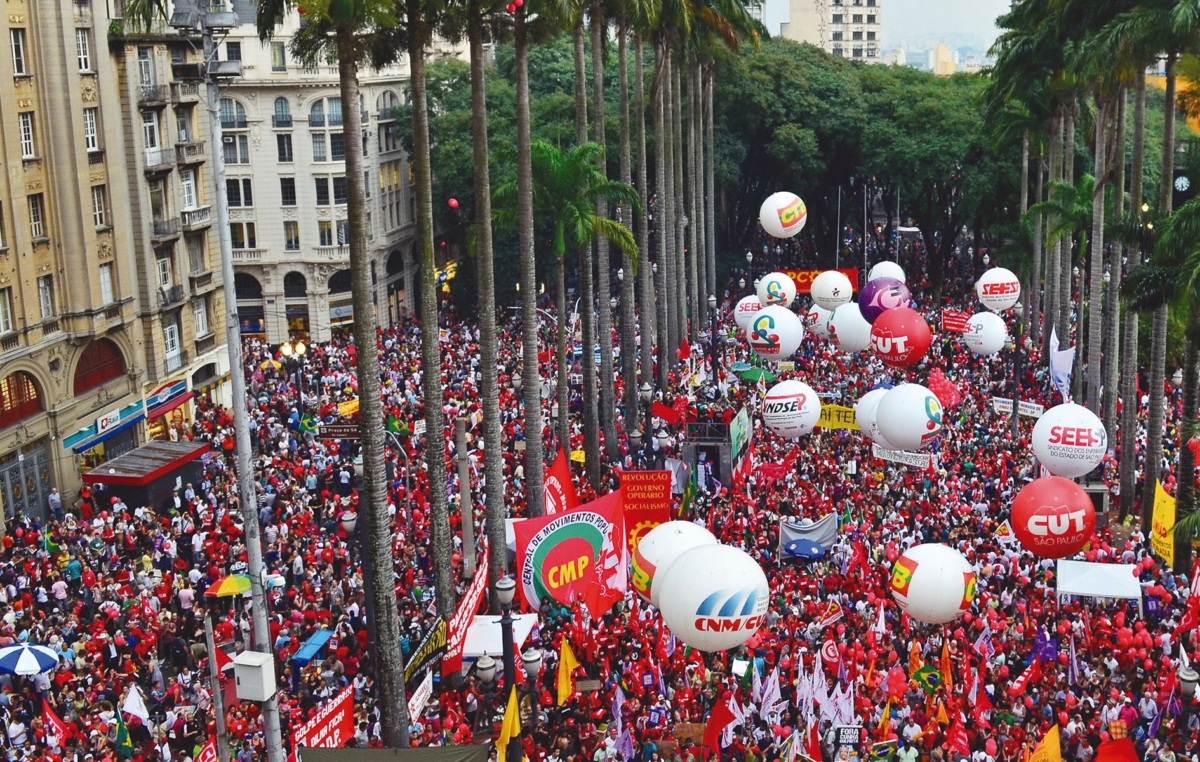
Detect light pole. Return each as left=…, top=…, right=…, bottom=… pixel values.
left=169, top=7, right=284, bottom=761
left=639, top=382, right=654, bottom=468
left=473, top=654, right=498, bottom=735
left=707, top=295, right=719, bottom=393
left=1178, top=658, right=1198, bottom=724
left=495, top=577, right=522, bottom=762
left=280, top=339, right=306, bottom=399
left=518, top=649, right=544, bottom=729
left=455, top=417, right=477, bottom=579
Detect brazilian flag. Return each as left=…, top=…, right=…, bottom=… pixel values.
left=44, top=533, right=61, bottom=556
left=870, top=741, right=898, bottom=762
left=386, top=414, right=404, bottom=434
left=678, top=469, right=698, bottom=520
left=299, top=414, right=319, bottom=434
left=912, top=665, right=942, bottom=696
left=114, top=713, right=133, bottom=758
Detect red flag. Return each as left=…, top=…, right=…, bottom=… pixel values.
left=941, top=310, right=970, bottom=333
left=544, top=448, right=579, bottom=516
left=42, top=699, right=69, bottom=748
left=1174, top=598, right=1200, bottom=638
left=676, top=337, right=691, bottom=362
left=945, top=719, right=970, bottom=756
left=1095, top=738, right=1140, bottom=762
left=196, top=738, right=220, bottom=762
left=650, top=401, right=682, bottom=426
left=213, top=644, right=234, bottom=672
left=806, top=720, right=823, bottom=762
left=703, top=695, right=737, bottom=755
left=1007, top=658, right=1042, bottom=697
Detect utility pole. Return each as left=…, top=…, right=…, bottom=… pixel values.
left=456, top=417, right=476, bottom=578
left=204, top=612, right=231, bottom=762
left=170, top=5, right=285, bottom=760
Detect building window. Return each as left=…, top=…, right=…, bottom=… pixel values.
left=76, top=29, right=92, bottom=71
left=832, top=46, right=844, bottom=57
left=219, top=98, right=247, bottom=129
left=866, top=0, right=875, bottom=5
left=280, top=177, right=296, bottom=206
left=37, top=275, right=53, bottom=319
left=866, top=47, right=877, bottom=57
left=193, top=298, right=209, bottom=336
left=225, top=42, right=241, bottom=62
left=273, top=97, right=291, bottom=127
left=318, top=220, right=333, bottom=246
left=83, top=108, right=99, bottom=151
left=163, top=318, right=181, bottom=367
left=364, top=171, right=370, bottom=199
left=333, top=176, right=348, bottom=205
left=223, top=134, right=249, bottom=164
left=853, top=46, right=863, bottom=58
left=867, top=31, right=876, bottom=40
left=315, top=178, right=330, bottom=206
left=271, top=42, right=286, bottom=71
left=10, top=30, right=27, bottom=76
left=0, top=203, right=6, bottom=248
left=284, top=221, right=300, bottom=250
left=28, top=194, right=45, bottom=239
left=867, top=14, right=876, bottom=23
left=331, top=133, right=345, bottom=161
left=229, top=222, right=256, bottom=249
left=137, top=46, right=154, bottom=86
left=832, top=31, right=843, bottom=41
left=327, top=97, right=343, bottom=126
left=277, top=134, right=293, bottom=162
left=0, top=372, right=40, bottom=429
left=99, top=263, right=114, bottom=304
left=831, top=13, right=842, bottom=22
left=177, top=109, right=192, bottom=143
left=74, top=339, right=127, bottom=394
left=312, top=134, right=327, bottom=162
left=180, top=169, right=198, bottom=210
left=91, top=185, right=107, bottom=227
left=852, top=13, right=862, bottom=22
left=852, top=31, right=863, bottom=40
left=156, top=254, right=174, bottom=288
left=18, top=113, right=35, bottom=158
left=226, top=178, right=253, bottom=207
left=284, top=271, right=307, bottom=298
left=336, top=220, right=349, bottom=245
left=379, top=123, right=400, bottom=153
left=0, top=289, right=12, bottom=334
left=187, top=236, right=204, bottom=274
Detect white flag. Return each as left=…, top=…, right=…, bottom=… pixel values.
left=1049, top=329, right=1074, bottom=402
left=122, top=684, right=150, bottom=724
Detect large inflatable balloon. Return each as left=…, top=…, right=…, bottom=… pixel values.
left=1011, top=477, right=1096, bottom=559
left=734, top=296, right=764, bottom=332
left=855, top=388, right=899, bottom=450
left=757, top=271, right=798, bottom=308
left=804, top=304, right=832, bottom=339
left=632, top=521, right=718, bottom=605
left=746, top=306, right=804, bottom=361
left=859, top=277, right=913, bottom=324
left=889, top=543, right=976, bottom=625
left=876, top=383, right=943, bottom=451
left=964, top=312, right=1008, bottom=356
left=827, top=303, right=872, bottom=353
left=868, top=261, right=907, bottom=284
left=810, top=271, right=854, bottom=311
left=763, top=380, right=822, bottom=439
left=657, top=544, right=770, bottom=652
left=758, top=192, right=808, bottom=239
left=1031, top=403, right=1107, bottom=478
left=870, top=307, right=932, bottom=368
left=976, top=267, right=1022, bottom=312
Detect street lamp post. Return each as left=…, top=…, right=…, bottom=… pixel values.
left=280, top=339, right=306, bottom=399
left=707, top=295, right=719, bottom=393
left=473, top=654, right=499, bottom=735
left=1178, top=658, right=1198, bottom=724
left=639, top=382, right=654, bottom=468
left=495, top=578, right=522, bottom=762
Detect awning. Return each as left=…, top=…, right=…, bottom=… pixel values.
left=291, top=629, right=334, bottom=667
left=147, top=391, right=194, bottom=419
left=462, top=613, right=537, bottom=659
left=194, top=373, right=230, bottom=397
left=82, top=440, right=210, bottom=485
left=1056, top=560, right=1143, bottom=600
left=71, top=413, right=145, bottom=453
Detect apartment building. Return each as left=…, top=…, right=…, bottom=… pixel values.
left=781, top=0, right=883, bottom=62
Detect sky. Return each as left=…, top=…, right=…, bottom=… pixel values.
left=763, top=0, right=1010, bottom=52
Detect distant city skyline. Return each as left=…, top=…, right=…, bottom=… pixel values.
left=764, top=0, right=1009, bottom=55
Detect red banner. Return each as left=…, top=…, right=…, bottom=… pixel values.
left=618, top=470, right=672, bottom=554
left=544, top=448, right=579, bottom=516
left=293, top=685, right=355, bottom=750
left=781, top=268, right=860, bottom=294
left=515, top=492, right=626, bottom=610
left=443, top=541, right=490, bottom=677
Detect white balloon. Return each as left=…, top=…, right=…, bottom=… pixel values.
left=632, top=521, right=718, bottom=606
left=762, top=380, right=822, bottom=439
left=875, top=383, right=944, bottom=451
left=975, top=267, right=1022, bottom=312
left=805, top=304, right=832, bottom=339
left=657, top=544, right=770, bottom=652
left=810, top=271, right=854, bottom=311
left=758, top=192, right=808, bottom=239
left=827, top=303, right=872, bottom=353
left=964, top=312, right=1009, bottom=356
left=756, top=271, right=798, bottom=308
left=889, top=543, right=977, bottom=625
left=733, top=296, right=765, bottom=332
left=1031, top=403, right=1107, bottom=478
left=856, top=388, right=901, bottom=450
left=868, top=261, right=907, bottom=284
left=745, top=306, right=804, bottom=361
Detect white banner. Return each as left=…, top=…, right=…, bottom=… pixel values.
left=871, top=444, right=932, bottom=469
left=990, top=397, right=1045, bottom=418
left=407, top=669, right=433, bottom=720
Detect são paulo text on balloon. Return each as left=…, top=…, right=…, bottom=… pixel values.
left=657, top=544, right=771, bottom=652
left=757, top=271, right=798, bottom=308
left=758, top=192, right=808, bottom=239
left=1031, top=403, right=1106, bottom=479
left=827, top=303, right=872, bottom=354
left=889, top=543, right=976, bottom=625
left=858, top=277, right=912, bottom=324
left=734, top=295, right=764, bottom=332
left=631, top=521, right=718, bottom=606
left=810, top=270, right=854, bottom=311
left=875, top=383, right=943, bottom=451
left=964, top=312, right=1008, bottom=356
left=975, top=267, right=1021, bottom=312
left=745, top=306, right=804, bottom=361
left=762, top=379, right=822, bottom=439
left=868, top=261, right=906, bottom=284
left=869, top=307, right=931, bottom=368
left=1011, top=477, right=1096, bottom=559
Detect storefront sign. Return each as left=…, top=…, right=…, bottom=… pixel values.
left=97, top=409, right=121, bottom=432
left=65, top=400, right=146, bottom=453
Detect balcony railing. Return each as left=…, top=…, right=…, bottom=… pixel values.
left=272, top=115, right=293, bottom=128
left=221, top=117, right=248, bottom=129
left=87, top=149, right=105, bottom=166
left=314, top=245, right=349, bottom=260
left=176, top=140, right=206, bottom=163
left=181, top=205, right=212, bottom=231
left=231, top=248, right=265, bottom=262
left=151, top=217, right=181, bottom=239
left=41, top=319, right=60, bottom=336
left=138, top=84, right=168, bottom=105
left=143, top=147, right=174, bottom=173
left=328, top=114, right=343, bottom=126
left=159, top=284, right=184, bottom=308
left=0, top=334, right=19, bottom=353
left=377, top=109, right=398, bottom=121
left=308, top=114, right=325, bottom=127
left=170, top=82, right=200, bottom=102
left=164, top=349, right=188, bottom=374
left=190, top=271, right=213, bottom=289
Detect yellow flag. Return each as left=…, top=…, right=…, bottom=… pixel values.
left=497, top=686, right=522, bottom=762
left=908, top=641, right=922, bottom=677
left=876, top=698, right=892, bottom=737
left=935, top=700, right=949, bottom=726
left=940, top=639, right=953, bottom=690
left=1029, top=725, right=1062, bottom=762
left=1151, top=481, right=1176, bottom=567
left=557, top=640, right=581, bottom=705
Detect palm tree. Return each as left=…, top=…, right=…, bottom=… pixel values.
left=634, top=33, right=657, bottom=406
left=255, top=0, right=411, bottom=747
left=592, top=0, right=620, bottom=468
left=1120, top=69, right=1149, bottom=521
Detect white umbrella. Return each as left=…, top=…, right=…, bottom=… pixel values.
left=0, top=643, right=60, bottom=675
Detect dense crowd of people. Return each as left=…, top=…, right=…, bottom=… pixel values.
left=0, top=237, right=1197, bottom=762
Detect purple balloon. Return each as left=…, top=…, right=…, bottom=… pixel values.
left=858, top=277, right=912, bottom=324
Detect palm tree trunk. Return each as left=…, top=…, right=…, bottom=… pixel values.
left=405, top=8, right=454, bottom=624
left=636, top=37, right=655, bottom=397
left=1030, top=151, right=1044, bottom=350
left=556, top=252, right=569, bottom=451
left=1085, top=100, right=1106, bottom=413
left=350, top=20, right=405, bottom=750
left=1174, top=329, right=1198, bottom=572
left=692, top=64, right=706, bottom=326
left=467, top=9, right=505, bottom=609
left=673, top=60, right=690, bottom=345
left=705, top=67, right=717, bottom=314
left=592, top=3, right=618, bottom=467
left=1042, top=110, right=1063, bottom=361
left=576, top=16, right=600, bottom=489
left=1120, top=70, right=1146, bottom=521
left=1058, top=101, right=1075, bottom=348
left=1020, top=130, right=1029, bottom=218
left=1104, top=86, right=1127, bottom=444
left=687, top=61, right=701, bottom=333
left=515, top=10, right=547, bottom=517
left=657, top=46, right=678, bottom=372
left=618, top=23, right=639, bottom=437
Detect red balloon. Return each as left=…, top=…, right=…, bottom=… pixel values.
left=1011, top=477, right=1096, bottom=558
left=869, top=307, right=931, bottom=368
left=448, top=198, right=460, bottom=209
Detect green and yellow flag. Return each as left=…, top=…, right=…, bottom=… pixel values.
left=114, top=713, right=133, bottom=758
left=912, top=665, right=943, bottom=696
left=678, top=469, right=698, bottom=520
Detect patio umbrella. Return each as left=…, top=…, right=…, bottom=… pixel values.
left=0, top=643, right=60, bottom=675
left=260, top=359, right=282, bottom=371
left=205, top=574, right=252, bottom=598
left=740, top=368, right=776, bottom=383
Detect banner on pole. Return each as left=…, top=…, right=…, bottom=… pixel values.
left=293, top=685, right=355, bottom=750
left=619, top=470, right=672, bottom=554
left=990, top=397, right=1045, bottom=418
left=443, top=543, right=489, bottom=677
left=871, top=444, right=932, bottom=469
left=1151, top=481, right=1176, bottom=568
left=815, top=405, right=859, bottom=431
